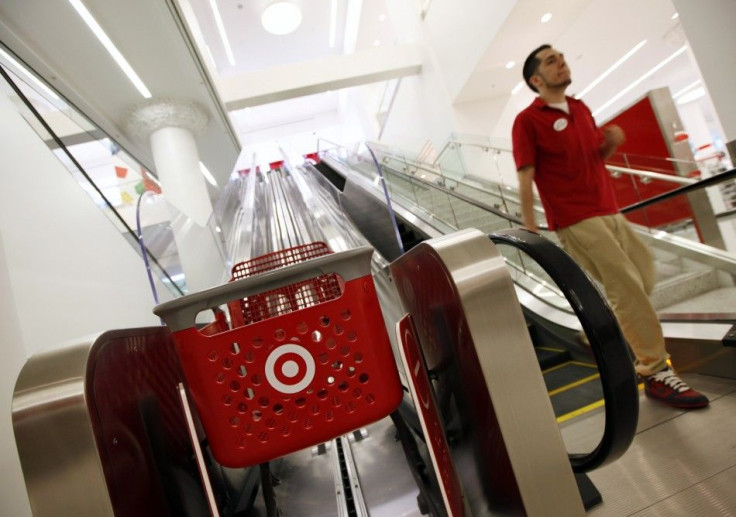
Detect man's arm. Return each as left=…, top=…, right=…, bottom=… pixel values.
left=600, top=125, right=625, bottom=159
left=517, top=165, right=538, bottom=232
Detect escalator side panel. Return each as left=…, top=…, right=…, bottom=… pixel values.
left=390, top=228, right=585, bottom=516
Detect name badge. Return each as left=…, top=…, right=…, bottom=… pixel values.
left=553, top=118, right=568, bottom=131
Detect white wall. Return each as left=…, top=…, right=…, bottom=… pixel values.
left=422, top=0, right=515, bottom=101
left=233, top=100, right=366, bottom=171
left=379, top=45, right=455, bottom=152
left=0, top=231, right=32, bottom=517
left=378, top=0, right=523, bottom=160
left=453, top=95, right=511, bottom=139
left=672, top=0, right=736, bottom=147
left=0, top=91, right=171, bottom=516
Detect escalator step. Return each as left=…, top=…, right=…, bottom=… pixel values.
left=550, top=379, right=604, bottom=419
left=543, top=361, right=597, bottom=392
left=542, top=361, right=603, bottom=419
left=535, top=346, right=571, bottom=370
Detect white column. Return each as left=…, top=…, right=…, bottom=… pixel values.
left=672, top=0, right=736, bottom=162
left=127, top=99, right=226, bottom=295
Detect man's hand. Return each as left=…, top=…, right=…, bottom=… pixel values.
left=603, top=125, right=625, bottom=146
left=600, top=125, right=625, bottom=159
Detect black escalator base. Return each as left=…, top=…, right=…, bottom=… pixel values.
left=397, top=220, right=425, bottom=252
left=314, top=161, right=346, bottom=191
left=576, top=472, right=603, bottom=510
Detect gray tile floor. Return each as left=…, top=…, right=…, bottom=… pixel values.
left=562, top=373, right=736, bottom=516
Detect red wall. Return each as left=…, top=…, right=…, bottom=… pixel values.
left=605, top=95, right=696, bottom=229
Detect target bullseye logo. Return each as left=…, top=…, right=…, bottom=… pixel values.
left=265, top=344, right=316, bottom=394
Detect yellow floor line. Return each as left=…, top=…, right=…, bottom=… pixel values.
left=542, top=360, right=596, bottom=374
left=548, top=373, right=600, bottom=396
left=557, top=399, right=605, bottom=424
left=537, top=346, right=565, bottom=353
left=556, top=381, right=646, bottom=423
left=568, top=360, right=597, bottom=368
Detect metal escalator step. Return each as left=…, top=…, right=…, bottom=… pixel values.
left=543, top=361, right=598, bottom=391
left=542, top=361, right=603, bottom=419
left=535, top=346, right=570, bottom=370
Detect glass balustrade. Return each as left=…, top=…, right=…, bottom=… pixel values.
left=357, top=139, right=736, bottom=318
left=0, top=57, right=192, bottom=297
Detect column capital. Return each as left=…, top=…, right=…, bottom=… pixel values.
left=125, top=97, right=209, bottom=141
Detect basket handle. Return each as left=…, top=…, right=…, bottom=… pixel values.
left=153, top=246, right=375, bottom=332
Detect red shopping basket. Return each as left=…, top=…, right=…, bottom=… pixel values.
left=227, top=242, right=333, bottom=327
left=153, top=245, right=402, bottom=468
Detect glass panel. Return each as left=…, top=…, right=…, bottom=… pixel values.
left=372, top=138, right=736, bottom=318
left=0, top=58, right=187, bottom=296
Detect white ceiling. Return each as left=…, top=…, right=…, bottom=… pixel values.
left=0, top=0, right=708, bottom=181
left=0, top=0, right=243, bottom=187
left=188, top=0, right=700, bottom=133
left=186, top=0, right=398, bottom=76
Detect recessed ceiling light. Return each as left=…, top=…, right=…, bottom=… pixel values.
left=677, top=86, right=705, bottom=104
left=0, top=48, right=60, bottom=100
left=592, top=45, right=688, bottom=117
left=262, top=2, right=302, bottom=36
left=329, top=0, right=337, bottom=47
left=208, top=0, right=235, bottom=65
left=505, top=61, right=516, bottom=69
left=68, top=0, right=151, bottom=98
left=374, top=40, right=381, bottom=46
left=379, top=14, right=386, bottom=22
left=671, top=12, right=679, bottom=20
left=541, top=13, right=552, bottom=23
left=673, top=79, right=702, bottom=99
left=576, top=40, right=647, bottom=99
left=512, top=81, right=524, bottom=95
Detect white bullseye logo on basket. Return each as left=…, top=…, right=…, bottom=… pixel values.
left=265, top=344, right=316, bottom=394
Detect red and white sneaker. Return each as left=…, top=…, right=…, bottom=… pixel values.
left=643, top=368, right=709, bottom=409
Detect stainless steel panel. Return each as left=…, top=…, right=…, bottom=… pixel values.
left=268, top=444, right=340, bottom=516
left=348, top=419, right=422, bottom=517
left=12, top=337, right=115, bottom=517
left=650, top=87, right=725, bottom=250
left=582, top=376, right=736, bottom=516
left=632, top=465, right=736, bottom=516
left=333, top=436, right=367, bottom=517
left=390, top=228, right=585, bottom=515
left=13, top=327, right=211, bottom=517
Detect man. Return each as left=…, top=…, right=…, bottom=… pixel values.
left=511, top=44, right=708, bottom=409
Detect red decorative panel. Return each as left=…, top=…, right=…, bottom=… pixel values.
left=605, top=95, right=696, bottom=228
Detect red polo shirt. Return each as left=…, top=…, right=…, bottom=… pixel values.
left=512, top=96, right=619, bottom=230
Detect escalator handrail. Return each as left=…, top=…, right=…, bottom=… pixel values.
left=376, top=142, right=736, bottom=235
left=379, top=163, right=526, bottom=225
left=620, top=167, right=736, bottom=214
left=490, top=228, right=639, bottom=472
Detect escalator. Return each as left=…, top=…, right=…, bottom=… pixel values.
left=12, top=152, right=649, bottom=515
left=3, top=33, right=729, bottom=511
left=227, top=164, right=640, bottom=512
left=310, top=155, right=605, bottom=421
left=310, top=150, right=736, bottom=423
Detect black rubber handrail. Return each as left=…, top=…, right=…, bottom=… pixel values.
left=490, top=228, right=639, bottom=473
left=620, top=167, right=736, bottom=214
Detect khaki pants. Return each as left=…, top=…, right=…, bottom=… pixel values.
left=557, top=213, right=668, bottom=376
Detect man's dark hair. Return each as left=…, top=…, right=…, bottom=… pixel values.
left=522, top=44, right=551, bottom=93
